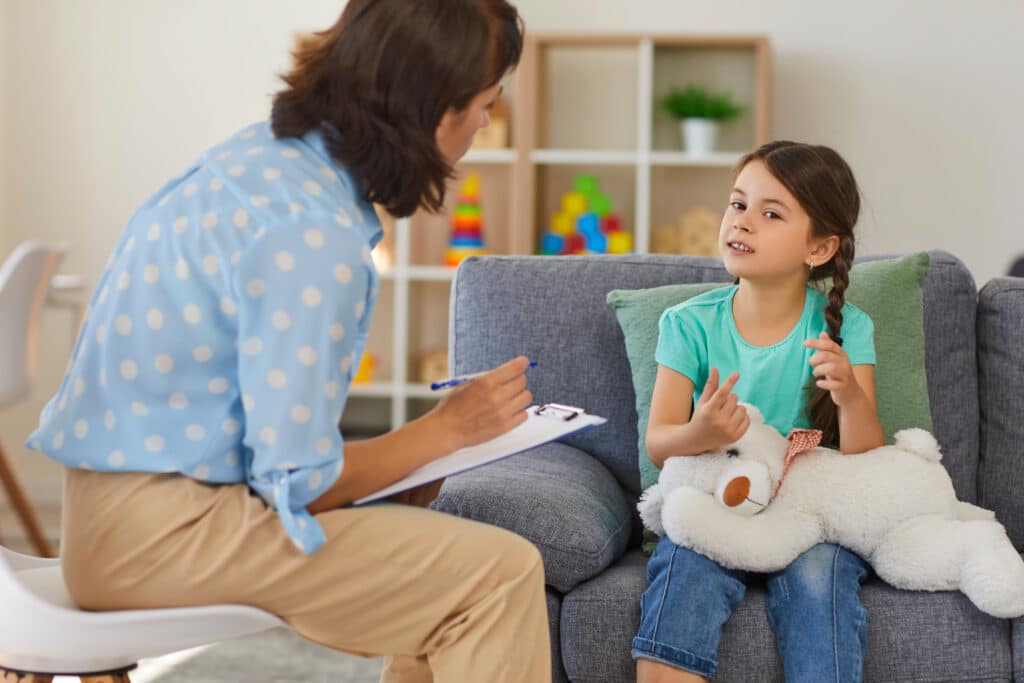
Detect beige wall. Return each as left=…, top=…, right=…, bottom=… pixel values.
left=3, top=0, right=1023, bottom=505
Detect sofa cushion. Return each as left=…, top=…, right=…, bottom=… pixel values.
left=432, top=442, right=632, bottom=593
left=978, top=277, right=1024, bottom=549
left=560, top=550, right=1012, bottom=682
left=609, top=253, right=933, bottom=492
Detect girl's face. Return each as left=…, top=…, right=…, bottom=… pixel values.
left=719, top=160, right=836, bottom=283
left=435, top=83, right=504, bottom=165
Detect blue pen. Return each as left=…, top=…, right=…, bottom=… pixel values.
left=430, top=361, right=538, bottom=391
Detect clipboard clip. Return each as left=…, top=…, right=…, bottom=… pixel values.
left=535, top=403, right=584, bottom=421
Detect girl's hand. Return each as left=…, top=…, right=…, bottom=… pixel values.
left=689, top=368, right=749, bottom=450
left=804, top=332, right=864, bottom=407
left=429, top=356, right=533, bottom=452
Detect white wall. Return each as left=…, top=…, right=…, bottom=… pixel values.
left=2, top=0, right=1023, bottom=504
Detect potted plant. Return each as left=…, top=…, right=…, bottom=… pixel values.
left=659, top=85, right=745, bottom=155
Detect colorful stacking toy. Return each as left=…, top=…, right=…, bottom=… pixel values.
left=445, top=173, right=487, bottom=267
left=540, top=174, right=633, bottom=255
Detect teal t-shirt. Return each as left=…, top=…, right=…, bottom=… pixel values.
left=655, top=285, right=876, bottom=436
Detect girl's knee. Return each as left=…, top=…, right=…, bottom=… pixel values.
left=784, top=544, right=866, bottom=596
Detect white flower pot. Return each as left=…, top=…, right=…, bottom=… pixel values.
left=680, top=118, right=719, bottom=155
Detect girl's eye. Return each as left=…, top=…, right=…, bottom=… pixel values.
left=764, top=210, right=781, bottom=220
left=729, top=201, right=745, bottom=211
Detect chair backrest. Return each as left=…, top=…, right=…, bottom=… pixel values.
left=0, top=242, right=67, bottom=407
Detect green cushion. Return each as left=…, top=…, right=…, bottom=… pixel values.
left=607, top=252, right=932, bottom=495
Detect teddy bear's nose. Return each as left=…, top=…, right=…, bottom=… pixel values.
left=722, top=476, right=751, bottom=507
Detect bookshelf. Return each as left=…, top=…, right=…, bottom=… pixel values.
left=341, top=34, right=771, bottom=435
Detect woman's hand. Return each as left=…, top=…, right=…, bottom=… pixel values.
left=804, top=332, right=864, bottom=407
left=429, top=356, right=533, bottom=452
left=688, top=368, right=749, bottom=450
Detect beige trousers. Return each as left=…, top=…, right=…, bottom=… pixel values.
left=61, top=468, right=551, bottom=683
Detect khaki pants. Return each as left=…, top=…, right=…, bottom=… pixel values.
left=61, top=468, right=551, bottom=683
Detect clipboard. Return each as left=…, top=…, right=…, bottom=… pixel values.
left=354, top=404, right=607, bottom=505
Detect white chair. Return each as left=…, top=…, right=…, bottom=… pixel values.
left=0, top=545, right=284, bottom=682
left=0, top=242, right=69, bottom=558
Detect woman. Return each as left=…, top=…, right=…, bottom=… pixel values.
left=27, top=1, right=550, bottom=681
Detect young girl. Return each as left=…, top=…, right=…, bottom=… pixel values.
left=633, top=141, right=885, bottom=683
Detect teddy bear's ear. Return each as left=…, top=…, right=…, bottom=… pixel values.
left=740, top=402, right=765, bottom=425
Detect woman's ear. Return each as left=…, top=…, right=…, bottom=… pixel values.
left=808, top=235, right=840, bottom=267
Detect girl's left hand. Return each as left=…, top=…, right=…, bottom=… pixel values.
left=804, top=332, right=864, bottom=407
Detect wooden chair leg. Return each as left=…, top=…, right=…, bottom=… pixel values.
left=0, top=439, right=55, bottom=557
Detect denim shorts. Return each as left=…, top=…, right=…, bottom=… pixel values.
left=632, top=536, right=870, bottom=681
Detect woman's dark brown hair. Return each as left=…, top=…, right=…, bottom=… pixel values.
left=271, top=0, right=523, bottom=217
left=735, top=141, right=861, bottom=446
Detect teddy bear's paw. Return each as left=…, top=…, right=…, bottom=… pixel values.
left=893, top=428, right=942, bottom=462
left=638, top=485, right=665, bottom=536
left=961, top=524, right=1024, bottom=618
left=661, top=486, right=720, bottom=547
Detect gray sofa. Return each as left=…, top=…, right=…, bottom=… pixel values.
left=432, top=251, right=1024, bottom=682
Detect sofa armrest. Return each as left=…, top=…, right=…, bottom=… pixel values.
left=431, top=441, right=633, bottom=593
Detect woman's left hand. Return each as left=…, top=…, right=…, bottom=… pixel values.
left=386, top=479, right=445, bottom=508
left=804, top=332, right=864, bottom=407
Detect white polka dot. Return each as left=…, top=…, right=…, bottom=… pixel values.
left=246, top=279, right=265, bottom=297
left=277, top=461, right=298, bottom=470
left=315, top=437, right=332, bottom=455
left=304, top=229, right=324, bottom=248
left=183, top=304, right=202, bottom=324
left=169, top=393, right=188, bottom=410
left=158, top=192, right=172, bottom=206
left=262, top=167, right=281, bottom=181
left=254, top=226, right=267, bottom=239
left=147, top=308, right=164, bottom=330
left=95, top=324, right=108, bottom=344
left=52, top=431, right=65, bottom=450
left=203, top=254, right=219, bottom=275
left=183, top=181, right=198, bottom=197
left=143, top=264, right=160, bottom=284
left=340, top=355, right=354, bottom=374
left=325, top=381, right=337, bottom=399
left=73, top=377, right=85, bottom=396
left=281, top=148, right=300, bottom=159
left=289, top=202, right=304, bottom=215
left=267, top=369, right=287, bottom=389
left=225, top=450, right=239, bottom=467
left=260, top=427, right=277, bottom=445
left=97, top=285, right=109, bottom=305
left=246, top=145, right=264, bottom=156
left=297, top=346, right=318, bottom=366
left=193, top=464, right=211, bottom=480
left=297, top=517, right=307, bottom=529
left=145, top=436, right=165, bottom=452
left=210, top=177, right=224, bottom=192
left=201, top=212, right=218, bottom=229
left=209, top=377, right=229, bottom=395
left=361, top=246, right=373, bottom=264
left=74, top=419, right=88, bottom=439
left=303, top=180, right=322, bottom=196
left=250, top=195, right=270, bottom=207
left=193, top=345, right=213, bottom=362
left=272, top=311, right=291, bottom=330
left=335, top=209, right=352, bottom=227
left=222, top=418, right=240, bottom=435
left=216, top=149, right=232, bottom=161
left=355, top=300, right=366, bottom=318
left=124, top=236, right=136, bottom=253
left=220, top=296, right=237, bottom=315
left=175, top=259, right=190, bottom=279
left=108, top=451, right=125, bottom=468
left=186, top=424, right=206, bottom=441
left=336, top=460, right=344, bottom=476
left=301, top=287, right=322, bottom=307
left=275, top=251, right=295, bottom=272
left=333, top=264, right=353, bottom=283
left=233, top=208, right=249, bottom=228
left=155, top=354, right=174, bottom=373
left=58, top=393, right=68, bottom=412
left=329, top=323, right=345, bottom=342
left=173, top=216, right=189, bottom=234
left=228, top=164, right=246, bottom=177
left=115, top=315, right=133, bottom=335
left=104, top=410, right=116, bottom=430
left=240, top=128, right=256, bottom=140
left=131, top=401, right=148, bottom=416
left=320, top=167, right=337, bottom=182
left=291, top=404, right=311, bottom=424
left=242, top=394, right=255, bottom=411
left=242, top=337, right=263, bottom=355
left=147, top=223, right=161, bottom=241
left=117, top=272, right=131, bottom=290
left=308, top=469, right=323, bottom=489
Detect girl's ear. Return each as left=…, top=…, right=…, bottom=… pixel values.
left=808, top=235, right=839, bottom=267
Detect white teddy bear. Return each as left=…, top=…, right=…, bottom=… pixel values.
left=637, top=404, right=1024, bottom=618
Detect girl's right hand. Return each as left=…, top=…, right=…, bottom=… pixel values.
left=689, top=368, right=749, bottom=451
left=430, top=356, right=534, bottom=452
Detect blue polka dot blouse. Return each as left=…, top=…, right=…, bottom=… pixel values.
left=27, top=122, right=382, bottom=554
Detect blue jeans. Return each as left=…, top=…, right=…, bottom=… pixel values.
left=633, top=537, right=870, bottom=682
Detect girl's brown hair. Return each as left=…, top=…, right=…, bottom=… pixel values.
left=736, top=141, right=861, bottom=446
left=271, top=0, right=523, bottom=218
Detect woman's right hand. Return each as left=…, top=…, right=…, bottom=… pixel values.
left=689, top=368, right=749, bottom=451
left=430, top=356, right=534, bottom=452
